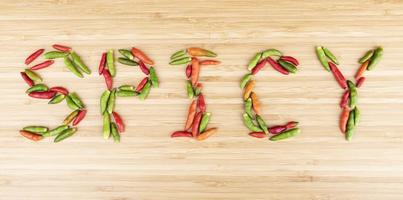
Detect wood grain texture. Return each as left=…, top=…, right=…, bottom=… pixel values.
left=1, top=0, right=403, bottom=199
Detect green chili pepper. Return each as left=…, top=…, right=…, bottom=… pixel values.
left=269, top=128, right=300, bottom=141
left=359, top=50, right=374, bottom=64
left=54, top=127, right=77, bottom=143
left=107, top=49, right=116, bottom=77
left=70, top=51, right=91, bottom=74
left=107, top=89, right=116, bottom=114
left=345, top=110, right=355, bottom=141
left=186, top=80, right=194, bottom=99
left=367, top=47, right=383, bottom=71
left=315, top=46, right=330, bottom=71
left=244, top=98, right=254, bottom=119
left=118, top=49, right=135, bottom=60
left=69, top=92, right=84, bottom=108
left=243, top=113, right=262, bottom=132
left=198, top=112, right=211, bottom=133
left=149, top=67, right=159, bottom=88
left=103, top=113, right=111, bottom=139
left=24, top=69, right=42, bottom=82
left=64, top=56, right=83, bottom=78
left=261, top=49, right=282, bottom=59
left=23, top=126, right=48, bottom=133
left=48, top=94, right=66, bottom=104
left=26, top=84, right=48, bottom=93
left=100, top=90, right=111, bottom=114
left=44, top=51, right=69, bottom=59
left=63, top=110, right=79, bottom=125
left=194, top=85, right=202, bottom=97
left=110, top=122, right=120, bottom=143
left=42, top=125, right=69, bottom=137
left=138, top=81, right=151, bottom=100
left=347, top=80, right=357, bottom=109
left=169, top=56, right=191, bottom=65
left=278, top=60, right=297, bottom=73
left=170, top=49, right=186, bottom=60
left=256, top=115, right=268, bottom=134
left=322, top=47, right=339, bottom=65
left=118, top=85, right=135, bottom=91
left=247, top=53, right=262, bottom=71
left=118, top=57, right=138, bottom=66
left=353, top=107, right=360, bottom=125
left=240, top=73, right=252, bottom=89
left=116, top=90, right=138, bottom=97
left=65, top=95, right=80, bottom=110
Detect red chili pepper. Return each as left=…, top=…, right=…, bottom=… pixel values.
left=329, top=62, right=347, bottom=89
left=30, top=60, right=54, bottom=70
left=52, top=44, right=72, bottom=52
left=248, top=132, right=267, bottom=138
left=103, top=69, right=113, bottom=90
left=25, top=49, right=44, bottom=65
left=197, top=93, right=206, bottom=113
left=267, top=57, right=289, bottom=75
left=28, top=91, right=56, bottom=99
left=285, top=121, right=299, bottom=129
left=191, top=112, right=203, bottom=137
left=171, top=131, right=193, bottom=138
left=136, top=77, right=149, bottom=92
left=99, top=52, right=107, bottom=75
left=112, top=111, right=125, bottom=133
left=199, top=60, right=221, bottom=65
left=186, top=64, right=192, bottom=78
left=280, top=56, right=299, bottom=66
left=20, top=130, right=43, bottom=141
left=131, top=47, right=154, bottom=65
left=356, top=77, right=366, bottom=88
left=138, top=60, right=150, bottom=75
left=20, top=72, right=34, bottom=87
left=73, top=109, right=87, bottom=126
left=251, top=58, right=267, bottom=75
left=49, top=86, right=69, bottom=95
left=340, top=90, right=350, bottom=108
left=268, top=125, right=287, bottom=135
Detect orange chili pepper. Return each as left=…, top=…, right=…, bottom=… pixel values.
left=199, top=60, right=221, bottom=65
left=355, top=60, right=369, bottom=79
left=196, top=127, right=218, bottom=141
left=187, top=47, right=216, bottom=57
left=243, top=80, right=255, bottom=100
left=184, top=100, right=197, bottom=130
left=248, top=132, right=267, bottom=138
left=190, top=57, right=200, bottom=85
left=131, top=47, right=154, bottom=65
left=20, top=130, right=43, bottom=141
left=250, top=92, right=261, bottom=115
left=340, top=107, right=350, bottom=133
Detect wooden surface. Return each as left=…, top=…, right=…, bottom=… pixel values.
left=1, top=0, right=403, bottom=199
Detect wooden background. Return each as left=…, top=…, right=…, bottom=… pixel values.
left=1, top=0, right=403, bottom=199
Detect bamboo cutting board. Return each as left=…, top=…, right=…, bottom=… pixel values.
left=1, top=0, right=403, bottom=199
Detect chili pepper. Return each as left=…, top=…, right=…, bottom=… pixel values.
left=170, top=49, right=186, bottom=60
left=315, top=46, right=330, bottom=71
left=250, top=92, right=260, bottom=115
left=52, top=44, right=71, bottom=52
left=340, top=90, right=349, bottom=108
left=99, top=52, right=107, bottom=75
left=199, top=60, right=221, bottom=65
left=131, top=47, right=154, bottom=65
left=149, top=67, right=159, bottom=88
left=187, top=47, right=216, bottom=57
left=110, top=122, right=120, bottom=143
left=54, top=127, right=77, bottom=143
left=244, top=98, right=254, bottom=119
left=267, top=57, right=289, bottom=75
left=44, top=51, right=69, bottom=59
left=256, top=115, right=268, bottom=134
left=347, top=80, right=357, bottom=109
left=103, top=113, right=111, bottom=139
left=107, top=89, right=116, bottom=114
left=25, top=49, right=44, bottom=65
left=286, top=121, right=299, bottom=129
left=190, top=57, right=200, bottom=85
left=42, top=125, right=68, bottom=137
left=186, top=80, right=194, bottom=99
left=23, top=126, right=48, bottom=133
left=196, top=127, right=218, bottom=141
left=192, top=112, right=203, bottom=137
left=251, top=58, right=267, bottom=75
left=63, top=110, right=79, bottom=125
left=329, top=62, right=347, bottom=89
left=28, top=91, right=56, bottom=99
left=249, top=132, right=266, bottom=138
left=194, top=83, right=203, bottom=96
left=356, top=77, right=365, bottom=88
left=243, top=79, right=255, bottom=100
left=64, top=57, right=83, bottom=78
left=26, top=84, right=48, bottom=93
left=278, top=60, right=297, bottom=74
left=72, top=109, right=87, bottom=126
left=355, top=60, right=369, bottom=80
left=240, top=73, right=252, bottom=89
left=49, top=86, right=69, bottom=95
left=138, top=81, right=151, bottom=100
left=345, top=110, right=355, bottom=141
left=261, top=49, right=282, bottom=59
left=197, top=94, right=206, bottom=112
left=247, top=52, right=262, bottom=71
left=243, top=113, right=262, bottom=132
left=71, top=51, right=91, bottom=74
left=268, top=125, right=286, bottom=135
left=269, top=128, right=300, bottom=141
left=106, top=49, right=116, bottom=77
left=118, top=57, right=138, bottom=66
left=359, top=50, right=374, bottom=64
left=118, top=85, right=135, bottom=91
left=136, top=77, right=149, bottom=92
left=100, top=90, right=111, bottom=114
left=112, top=111, right=125, bottom=133
left=184, top=100, right=197, bottom=130
left=103, top=69, right=113, bottom=90
left=30, top=60, right=54, bottom=70
left=340, top=107, right=350, bottom=133
left=20, top=130, right=43, bottom=141
left=170, top=56, right=191, bottom=65
left=116, top=90, right=138, bottom=97
left=48, top=94, right=66, bottom=104
left=65, top=95, right=79, bottom=110
left=322, top=47, right=339, bottom=65
left=367, top=47, right=383, bottom=71
left=69, top=92, right=84, bottom=108
left=20, top=72, right=34, bottom=87
left=118, top=49, right=135, bottom=60
left=198, top=112, right=211, bottom=133
left=353, top=107, right=360, bottom=125
left=138, top=60, right=150, bottom=75
left=186, top=64, right=192, bottom=78
left=25, top=69, right=42, bottom=82
left=171, top=131, right=193, bottom=138
left=280, top=56, right=299, bottom=66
